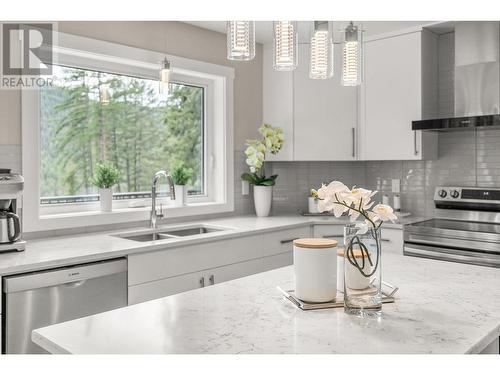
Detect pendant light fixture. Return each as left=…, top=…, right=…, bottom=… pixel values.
left=99, top=85, right=110, bottom=105
left=273, top=21, right=298, bottom=71
left=227, top=21, right=255, bottom=61
left=309, top=21, right=333, bottom=79
left=342, top=22, right=363, bottom=86
left=159, top=57, right=171, bottom=95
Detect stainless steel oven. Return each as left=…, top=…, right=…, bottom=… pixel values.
left=404, top=186, right=500, bottom=268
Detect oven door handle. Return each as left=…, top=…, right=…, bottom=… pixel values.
left=404, top=243, right=500, bottom=267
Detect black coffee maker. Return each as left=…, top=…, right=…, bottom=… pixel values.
left=0, top=169, right=25, bottom=252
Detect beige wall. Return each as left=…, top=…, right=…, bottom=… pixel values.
left=0, top=21, right=263, bottom=150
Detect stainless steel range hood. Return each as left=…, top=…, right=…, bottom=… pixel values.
left=413, top=22, right=500, bottom=131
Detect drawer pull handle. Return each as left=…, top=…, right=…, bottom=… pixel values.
left=199, top=277, right=205, bottom=287
left=209, top=274, right=215, bottom=285
left=280, top=238, right=300, bottom=244
left=381, top=238, right=391, bottom=243
left=322, top=234, right=343, bottom=239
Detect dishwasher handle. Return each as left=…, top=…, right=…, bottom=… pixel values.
left=3, top=258, right=127, bottom=293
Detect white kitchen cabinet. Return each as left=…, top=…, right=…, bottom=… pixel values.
left=360, top=30, right=438, bottom=160
left=261, top=226, right=311, bottom=257
left=128, top=258, right=264, bottom=305
left=261, top=252, right=294, bottom=271
left=380, top=228, right=403, bottom=254
left=262, top=43, right=358, bottom=161
left=312, top=224, right=345, bottom=241
left=263, top=43, right=294, bottom=161
left=293, top=44, right=358, bottom=161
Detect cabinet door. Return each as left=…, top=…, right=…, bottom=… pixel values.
left=261, top=226, right=311, bottom=257
left=312, top=224, right=345, bottom=240
left=263, top=43, right=294, bottom=161
left=204, top=258, right=264, bottom=286
left=293, top=43, right=358, bottom=161
left=361, top=32, right=423, bottom=160
left=128, top=271, right=206, bottom=304
left=380, top=228, right=403, bottom=254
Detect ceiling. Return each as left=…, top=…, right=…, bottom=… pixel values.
left=185, top=21, right=434, bottom=44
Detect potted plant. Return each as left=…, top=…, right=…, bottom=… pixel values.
left=241, top=124, right=284, bottom=217
left=91, top=161, right=120, bottom=212
left=308, top=189, right=320, bottom=214
left=171, top=163, right=192, bottom=207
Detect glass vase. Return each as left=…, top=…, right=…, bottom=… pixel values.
left=343, top=223, right=382, bottom=317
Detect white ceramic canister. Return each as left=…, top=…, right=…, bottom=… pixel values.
left=338, top=247, right=372, bottom=290
left=293, top=238, right=338, bottom=303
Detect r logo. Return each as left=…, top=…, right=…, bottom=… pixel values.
left=2, top=23, right=53, bottom=76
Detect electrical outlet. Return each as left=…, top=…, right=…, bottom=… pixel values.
left=242, top=180, right=249, bottom=196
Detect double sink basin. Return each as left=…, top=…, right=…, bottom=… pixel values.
left=114, top=224, right=232, bottom=242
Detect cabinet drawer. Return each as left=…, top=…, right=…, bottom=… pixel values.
left=380, top=228, right=403, bottom=254
left=313, top=224, right=344, bottom=240
left=261, top=226, right=311, bottom=257
left=205, top=258, right=263, bottom=286
left=128, top=235, right=262, bottom=286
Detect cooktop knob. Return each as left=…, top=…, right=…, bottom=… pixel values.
left=438, top=189, right=447, bottom=198
left=450, top=190, right=460, bottom=199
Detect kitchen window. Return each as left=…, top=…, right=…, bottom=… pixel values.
left=39, top=65, right=206, bottom=204
left=22, top=31, right=234, bottom=231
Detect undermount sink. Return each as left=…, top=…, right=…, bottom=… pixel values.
left=115, top=224, right=231, bottom=242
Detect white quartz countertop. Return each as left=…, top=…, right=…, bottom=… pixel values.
left=0, top=214, right=419, bottom=276
left=32, top=250, right=500, bottom=354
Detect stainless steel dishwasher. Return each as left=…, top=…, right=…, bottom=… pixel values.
left=2, top=258, right=127, bottom=354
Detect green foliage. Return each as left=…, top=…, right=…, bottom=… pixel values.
left=241, top=172, right=278, bottom=186
left=171, top=163, right=192, bottom=185
left=40, top=65, right=204, bottom=198
left=91, top=161, right=120, bottom=189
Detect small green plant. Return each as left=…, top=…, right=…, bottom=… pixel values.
left=171, top=164, right=192, bottom=185
left=91, top=161, right=120, bottom=189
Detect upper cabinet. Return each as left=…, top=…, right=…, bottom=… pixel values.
left=293, top=44, right=358, bottom=161
left=262, top=28, right=438, bottom=162
left=359, top=30, right=438, bottom=160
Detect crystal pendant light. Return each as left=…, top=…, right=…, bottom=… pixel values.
left=159, top=57, right=171, bottom=95
left=226, top=21, right=255, bottom=61
left=273, top=21, right=298, bottom=71
left=99, top=85, right=110, bottom=105
left=309, top=21, right=334, bottom=79
left=342, top=22, right=363, bottom=86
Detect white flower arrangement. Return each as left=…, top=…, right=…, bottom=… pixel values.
left=314, top=181, right=397, bottom=233
left=242, top=124, right=284, bottom=186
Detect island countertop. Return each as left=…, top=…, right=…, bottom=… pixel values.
left=32, top=250, right=500, bottom=354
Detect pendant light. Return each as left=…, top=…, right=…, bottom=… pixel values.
left=309, top=21, right=333, bottom=79
left=159, top=57, right=171, bottom=95
left=227, top=21, right=255, bottom=61
left=273, top=21, right=298, bottom=71
left=342, top=22, right=363, bottom=86
left=99, top=85, right=110, bottom=105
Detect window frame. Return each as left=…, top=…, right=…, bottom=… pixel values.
left=22, top=31, right=234, bottom=232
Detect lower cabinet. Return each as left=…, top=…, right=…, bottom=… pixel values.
left=312, top=224, right=345, bottom=241
left=128, top=225, right=311, bottom=305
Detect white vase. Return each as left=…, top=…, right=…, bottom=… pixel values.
left=99, top=188, right=112, bottom=212
left=174, top=185, right=187, bottom=206
left=253, top=185, right=273, bottom=217
left=308, top=197, right=319, bottom=214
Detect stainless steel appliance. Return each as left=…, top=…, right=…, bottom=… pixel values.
left=413, top=22, right=500, bottom=131
left=2, top=258, right=128, bottom=354
left=404, top=186, right=500, bottom=268
left=0, top=171, right=25, bottom=252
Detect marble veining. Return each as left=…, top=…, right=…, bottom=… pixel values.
left=32, top=251, right=500, bottom=354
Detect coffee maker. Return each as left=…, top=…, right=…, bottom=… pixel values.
left=0, top=169, right=25, bottom=252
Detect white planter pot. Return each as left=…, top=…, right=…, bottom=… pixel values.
left=99, top=188, right=113, bottom=212
left=174, top=185, right=187, bottom=207
left=253, top=185, right=273, bottom=217
left=308, top=197, right=319, bottom=214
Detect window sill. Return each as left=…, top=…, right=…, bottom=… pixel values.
left=29, top=201, right=234, bottom=233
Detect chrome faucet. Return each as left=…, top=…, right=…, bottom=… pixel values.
left=151, top=170, right=175, bottom=229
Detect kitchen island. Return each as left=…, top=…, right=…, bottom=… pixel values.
left=32, top=250, right=500, bottom=354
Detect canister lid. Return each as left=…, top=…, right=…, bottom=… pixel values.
left=293, top=238, right=337, bottom=249
left=337, top=247, right=371, bottom=258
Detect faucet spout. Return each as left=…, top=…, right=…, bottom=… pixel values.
left=151, top=170, right=176, bottom=229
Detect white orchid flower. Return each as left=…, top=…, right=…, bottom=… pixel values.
left=355, top=222, right=369, bottom=234
left=371, top=204, right=398, bottom=222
